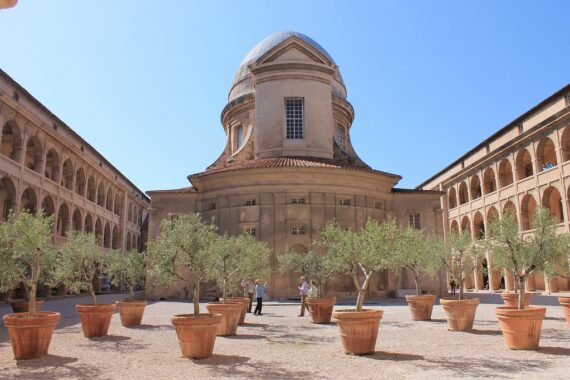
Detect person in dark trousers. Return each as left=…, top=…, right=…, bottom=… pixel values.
left=253, top=279, right=266, bottom=316
left=450, top=279, right=457, bottom=295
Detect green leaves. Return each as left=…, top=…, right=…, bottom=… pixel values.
left=278, top=250, right=333, bottom=291
left=107, top=249, right=146, bottom=300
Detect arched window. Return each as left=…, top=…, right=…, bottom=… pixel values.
left=0, top=176, right=16, bottom=221
left=448, top=188, right=457, bottom=209
left=503, top=201, right=517, bottom=218
left=498, top=159, right=514, bottom=188
left=542, top=186, right=564, bottom=223
left=458, top=182, right=469, bottom=204
left=520, top=194, right=537, bottom=231
left=85, top=214, right=94, bottom=233
left=87, top=176, right=96, bottom=202
left=515, top=149, right=533, bottom=180
left=560, top=126, right=570, bottom=162
left=536, top=137, right=557, bottom=171
left=1, top=121, right=22, bottom=162
left=126, top=232, right=131, bottom=251
left=106, top=188, right=113, bottom=211
left=473, top=211, right=484, bottom=239
left=470, top=175, right=482, bottom=200
left=450, top=220, right=459, bottom=233
left=113, top=193, right=121, bottom=215
left=112, top=226, right=119, bottom=249
left=57, top=203, right=70, bottom=237
left=128, top=202, right=133, bottom=222
left=72, top=208, right=83, bottom=231
left=97, top=182, right=105, bottom=207
left=45, top=149, right=60, bottom=182
left=20, top=187, right=37, bottom=214
left=460, top=216, right=471, bottom=237
left=483, top=168, right=496, bottom=194
left=40, top=196, right=55, bottom=217
left=103, top=223, right=111, bottom=248
left=95, top=218, right=103, bottom=243
left=75, top=168, right=86, bottom=196
left=24, top=136, right=42, bottom=173
left=486, top=206, right=499, bottom=224
left=61, top=159, right=74, bottom=190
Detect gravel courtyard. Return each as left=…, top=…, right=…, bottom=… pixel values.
left=1, top=293, right=569, bottom=379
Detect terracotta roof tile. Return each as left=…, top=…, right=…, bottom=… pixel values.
left=147, top=186, right=195, bottom=195
left=392, top=187, right=443, bottom=195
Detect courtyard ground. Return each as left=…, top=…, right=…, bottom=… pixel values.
left=1, top=292, right=569, bottom=379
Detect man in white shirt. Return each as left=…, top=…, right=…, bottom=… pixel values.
left=298, top=276, right=310, bottom=317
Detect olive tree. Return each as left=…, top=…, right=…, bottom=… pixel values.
left=395, top=227, right=442, bottom=296
left=107, top=249, right=146, bottom=301
left=486, top=208, right=569, bottom=309
left=146, top=213, right=218, bottom=317
left=56, top=231, right=105, bottom=305
left=320, top=219, right=399, bottom=311
left=209, top=233, right=270, bottom=301
left=278, top=250, right=335, bottom=296
left=0, top=211, right=55, bottom=317
left=439, top=231, right=484, bottom=301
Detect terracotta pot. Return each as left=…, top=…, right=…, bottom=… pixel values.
left=0, top=0, right=18, bottom=10
left=306, top=297, right=337, bottom=324
left=558, top=297, right=570, bottom=327
left=3, top=311, right=61, bottom=360
left=205, top=302, right=242, bottom=336
left=332, top=309, right=383, bottom=355
left=171, top=313, right=222, bottom=359
left=9, top=299, right=45, bottom=314
left=405, top=294, right=436, bottom=321
left=495, top=306, right=546, bottom=350
left=76, top=304, right=116, bottom=337
left=222, top=297, right=249, bottom=325
left=501, top=292, right=532, bottom=308
left=116, top=301, right=147, bottom=327
left=440, top=298, right=480, bottom=331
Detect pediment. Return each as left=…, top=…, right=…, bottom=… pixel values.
left=255, top=37, right=333, bottom=67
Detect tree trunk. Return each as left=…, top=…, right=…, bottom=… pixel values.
left=517, top=277, right=525, bottom=310
left=414, top=273, right=421, bottom=296
left=355, top=274, right=372, bottom=312
left=128, top=286, right=134, bottom=301
left=193, top=282, right=200, bottom=317
left=89, top=284, right=97, bottom=305
left=29, top=283, right=37, bottom=318
left=322, top=280, right=327, bottom=297
left=458, top=275, right=464, bottom=301
left=222, top=276, right=227, bottom=303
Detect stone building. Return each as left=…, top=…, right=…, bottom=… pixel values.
left=148, top=31, right=444, bottom=300
left=418, top=85, right=570, bottom=293
left=0, top=69, right=149, bottom=271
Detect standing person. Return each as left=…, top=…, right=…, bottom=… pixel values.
left=253, top=279, right=266, bottom=316
left=450, top=278, right=456, bottom=295
left=308, top=279, right=318, bottom=298
left=241, top=278, right=255, bottom=313
left=298, top=276, right=310, bottom=317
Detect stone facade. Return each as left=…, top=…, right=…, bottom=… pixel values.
left=0, top=69, right=149, bottom=290
left=419, top=85, right=570, bottom=293
left=148, top=32, right=444, bottom=300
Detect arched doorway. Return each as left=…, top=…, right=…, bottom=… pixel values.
left=20, top=187, right=37, bottom=214
left=0, top=176, right=16, bottom=220
left=520, top=194, right=537, bottom=230
left=498, top=159, right=514, bottom=188
left=542, top=186, right=564, bottom=223
left=483, top=168, right=496, bottom=194
left=515, top=149, right=533, bottom=180
left=24, top=136, right=42, bottom=173
left=458, top=182, right=469, bottom=204
left=470, top=175, right=482, bottom=200
left=536, top=137, right=557, bottom=170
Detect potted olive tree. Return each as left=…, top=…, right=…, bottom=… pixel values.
left=321, top=219, right=399, bottom=355
left=395, top=227, right=442, bottom=321
left=438, top=231, right=484, bottom=331
left=554, top=257, right=570, bottom=327
left=0, top=211, right=60, bottom=359
left=207, top=234, right=270, bottom=334
left=107, top=249, right=147, bottom=327
left=279, top=249, right=337, bottom=323
left=57, top=231, right=114, bottom=338
left=146, top=213, right=222, bottom=359
left=486, top=207, right=569, bottom=349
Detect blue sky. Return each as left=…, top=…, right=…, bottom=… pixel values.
left=1, top=1, right=569, bottom=192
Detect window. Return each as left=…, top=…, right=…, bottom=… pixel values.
left=243, top=226, right=256, bottom=236
left=291, top=198, right=305, bottom=204
left=339, top=199, right=351, bottom=206
left=374, top=201, right=383, bottom=210
left=286, top=98, right=304, bottom=139
left=291, top=226, right=305, bottom=235
left=245, top=199, right=257, bottom=206
left=235, top=126, right=243, bottom=150
left=409, top=213, right=421, bottom=229
left=209, top=202, right=216, bottom=210
left=337, top=126, right=344, bottom=147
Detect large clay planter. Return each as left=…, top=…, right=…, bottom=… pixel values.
left=332, top=309, right=383, bottom=355
left=495, top=306, right=546, bottom=350
left=222, top=297, right=249, bottom=325
left=558, top=297, right=570, bottom=327
left=205, top=302, right=242, bottom=336
left=306, top=297, right=337, bottom=324
left=171, top=313, right=222, bottom=359
left=440, top=298, right=480, bottom=331
left=3, top=311, right=61, bottom=360
left=405, top=294, right=436, bottom=321
left=76, top=304, right=116, bottom=337
left=501, top=292, right=532, bottom=308
left=116, top=301, right=147, bottom=327
left=9, top=299, right=44, bottom=314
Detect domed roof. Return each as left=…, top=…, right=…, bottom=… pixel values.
left=229, top=31, right=345, bottom=102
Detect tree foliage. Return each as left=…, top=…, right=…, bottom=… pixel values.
left=485, top=208, right=569, bottom=309
left=278, top=250, right=335, bottom=296
left=56, top=231, right=105, bottom=305
left=0, top=211, right=55, bottom=317
left=107, top=249, right=146, bottom=301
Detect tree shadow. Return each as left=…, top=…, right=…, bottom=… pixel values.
left=544, top=316, right=565, bottom=322
left=8, top=355, right=102, bottom=379
left=137, top=324, right=174, bottom=331
left=87, top=334, right=131, bottom=342
left=363, top=351, right=425, bottom=361
left=537, top=346, right=570, bottom=356
left=223, top=334, right=269, bottom=340
left=381, top=321, right=414, bottom=328
left=426, top=318, right=446, bottom=323
left=79, top=335, right=149, bottom=352
left=419, top=356, right=547, bottom=377
left=241, top=323, right=268, bottom=328
left=468, top=329, right=502, bottom=336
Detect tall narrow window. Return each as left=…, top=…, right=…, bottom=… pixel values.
left=337, top=126, right=344, bottom=147
left=409, top=213, right=421, bottom=229
left=286, top=98, right=304, bottom=139
left=235, top=126, right=243, bottom=150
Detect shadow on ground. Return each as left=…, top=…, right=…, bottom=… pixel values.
left=9, top=355, right=101, bottom=379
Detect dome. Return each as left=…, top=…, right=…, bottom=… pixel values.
left=228, top=31, right=346, bottom=102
